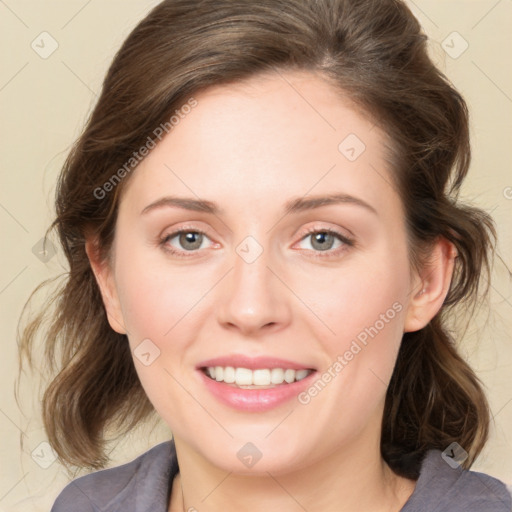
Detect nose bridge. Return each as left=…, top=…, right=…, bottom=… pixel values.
left=217, top=234, right=290, bottom=334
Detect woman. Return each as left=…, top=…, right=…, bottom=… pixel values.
left=18, top=0, right=511, bottom=510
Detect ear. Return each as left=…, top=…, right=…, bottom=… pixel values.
left=404, top=237, right=457, bottom=333
left=85, top=238, right=127, bottom=335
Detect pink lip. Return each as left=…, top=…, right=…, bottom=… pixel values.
left=197, top=355, right=315, bottom=371
left=196, top=368, right=317, bottom=413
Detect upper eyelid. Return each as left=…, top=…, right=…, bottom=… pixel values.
left=161, top=224, right=350, bottom=239
left=294, top=228, right=354, bottom=252
left=161, top=225, right=353, bottom=251
left=299, top=225, right=353, bottom=240
left=160, top=224, right=213, bottom=240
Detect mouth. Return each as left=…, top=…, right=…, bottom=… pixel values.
left=196, top=356, right=318, bottom=411
left=200, top=366, right=315, bottom=389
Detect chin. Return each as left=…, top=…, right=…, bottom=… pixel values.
left=188, top=432, right=312, bottom=476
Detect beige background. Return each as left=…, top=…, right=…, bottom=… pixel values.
left=1, top=0, right=511, bottom=509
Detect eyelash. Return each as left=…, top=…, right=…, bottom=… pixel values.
left=300, top=227, right=355, bottom=258
left=159, top=226, right=355, bottom=259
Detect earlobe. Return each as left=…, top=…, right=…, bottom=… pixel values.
left=85, top=239, right=127, bottom=335
left=404, top=238, right=457, bottom=333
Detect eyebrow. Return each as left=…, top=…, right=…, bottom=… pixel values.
left=141, top=193, right=377, bottom=216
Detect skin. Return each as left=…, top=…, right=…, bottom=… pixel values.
left=87, top=70, right=455, bottom=512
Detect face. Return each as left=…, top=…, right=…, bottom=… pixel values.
left=95, top=71, right=427, bottom=475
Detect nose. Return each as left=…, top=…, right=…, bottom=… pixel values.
left=216, top=241, right=292, bottom=337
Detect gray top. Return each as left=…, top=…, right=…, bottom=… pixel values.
left=51, top=441, right=512, bottom=511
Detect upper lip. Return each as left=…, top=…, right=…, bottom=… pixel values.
left=197, top=355, right=316, bottom=371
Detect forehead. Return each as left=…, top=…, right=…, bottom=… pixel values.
left=120, top=70, right=401, bottom=222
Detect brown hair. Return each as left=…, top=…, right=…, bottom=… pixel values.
left=18, top=0, right=496, bottom=478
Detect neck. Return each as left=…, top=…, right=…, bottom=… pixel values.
left=169, top=430, right=416, bottom=512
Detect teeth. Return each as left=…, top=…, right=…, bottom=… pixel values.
left=295, top=369, right=310, bottom=380
left=284, top=369, right=295, bottom=383
left=204, top=366, right=313, bottom=386
left=270, top=368, right=284, bottom=384
left=223, top=366, right=235, bottom=383
left=235, top=367, right=253, bottom=386
left=253, top=369, right=271, bottom=386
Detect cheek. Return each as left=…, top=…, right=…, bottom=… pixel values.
left=111, top=245, right=213, bottom=420
left=301, top=251, right=409, bottom=347
left=294, top=248, right=409, bottom=415
left=114, top=245, right=213, bottom=343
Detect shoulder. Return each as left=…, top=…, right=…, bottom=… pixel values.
left=51, top=440, right=177, bottom=512
left=403, top=449, right=512, bottom=512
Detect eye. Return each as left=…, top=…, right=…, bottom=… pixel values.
left=159, top=226, right=354, bottom=258
left=159, top=228, right=214, bottom=257
left=296, top=228, right=354, bottom=257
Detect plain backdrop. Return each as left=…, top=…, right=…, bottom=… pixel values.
left=1, top=1, right=511, bottom=510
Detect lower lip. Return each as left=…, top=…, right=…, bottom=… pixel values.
left=198, top=370, right=316, bottom=412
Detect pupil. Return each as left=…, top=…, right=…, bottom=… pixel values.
left=312, top=232, right=333, bottom=251
left=180, top=232, right=202, bottom=250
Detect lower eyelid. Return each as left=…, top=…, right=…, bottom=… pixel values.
left=299, top=229, right=353, bottom=244
left=297, top=234, right=352, bottom=254
left=159, top=228, right=353, bottom=256
left=163, top=230, right=212, bottom=248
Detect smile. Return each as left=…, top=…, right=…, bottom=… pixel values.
left=202, top=366, right=313, bottom=388
left=196, top=356, right=318, bottom=411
